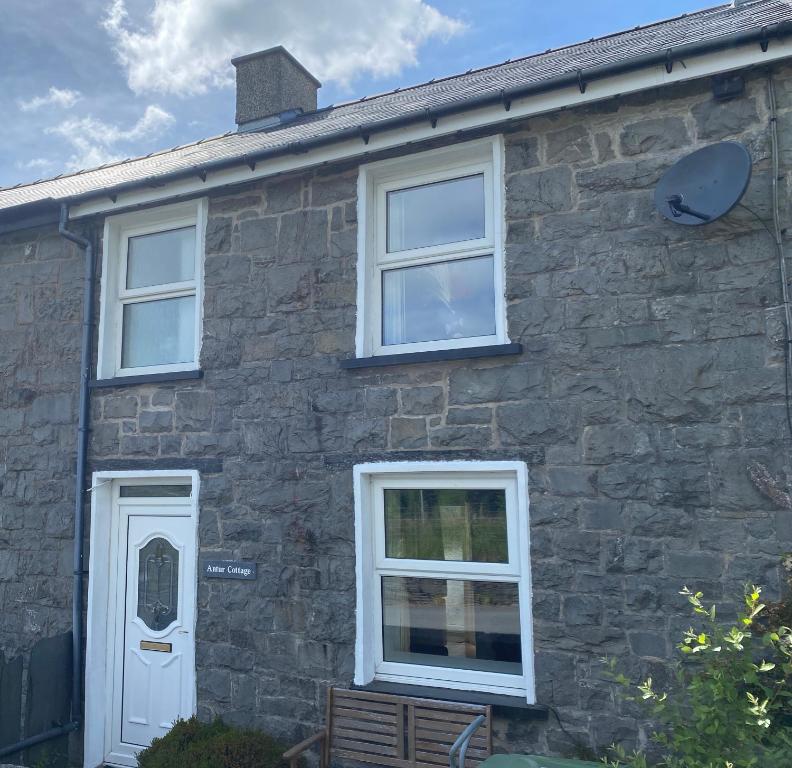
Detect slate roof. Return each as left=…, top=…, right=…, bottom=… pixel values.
left=2, top=0, right=792, bottom=214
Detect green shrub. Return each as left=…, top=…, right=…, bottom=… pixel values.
left=136, top=716, right=292, bottom=768
left=606, top=584, right=792, bottom=768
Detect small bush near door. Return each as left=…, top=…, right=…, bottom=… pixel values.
left=136, top=716, right=293, bottom=768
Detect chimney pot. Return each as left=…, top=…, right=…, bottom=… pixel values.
left=231, top=46, right=321, bottom=131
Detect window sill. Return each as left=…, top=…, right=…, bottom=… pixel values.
left=90, top=369, right=203, bottom=389
left=340, top=343, right=522, bottom=370
left=352, top=681, right=548, bottom=716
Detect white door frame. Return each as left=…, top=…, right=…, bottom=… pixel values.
left=84, top=469, right=200, bottom=768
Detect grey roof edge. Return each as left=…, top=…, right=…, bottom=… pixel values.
left=60, top=19, right=792, bottom=205
left=3, top=0, right=792, bottom=217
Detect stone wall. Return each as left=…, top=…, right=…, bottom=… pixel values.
left=0, top=225, right=80, bottom=659
left=0, top=225, right=81, bottom=763
left=3, top=63, right=792, bottom=759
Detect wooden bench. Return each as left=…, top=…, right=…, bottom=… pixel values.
left=284, top=688, right=492, bottom=768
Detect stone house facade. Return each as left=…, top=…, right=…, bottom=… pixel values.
left=2, top=2, right=792, bottom=765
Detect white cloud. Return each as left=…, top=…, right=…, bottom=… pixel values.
left=18, top=87, right=82, bottom=112
left=18, top=157, right=57, bottom=174
left=46, top=104, right=174, bottom=170
left=102, top=0, right=464, bottom=96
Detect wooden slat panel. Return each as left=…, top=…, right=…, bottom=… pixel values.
left=416, top=742, right=490, bottom=759
left=334, top=749, right=412, bottom=768
left=334, top=727, right=398, bottom=745
left=335, top=738, right=399, bottom=757
left=415, top=750, right=458, bottom=766
left=333, top=697, right=400, bottom=714
left=415, top=720, right=488, bottom=738
left=415, top=732, right=489, bottom=750
left=408, top=701, right=416, bottom=765
left=334, top=689, right=404, bottom=706
left=414, top=708, right=485, bottom=725
left=334, top=716, right=396, bottom=735
left=409, top=697, right=488, bottom=714
left=333, top=706, right=397, bottom=723
left=416, top=749, right=490, bottom=766
left=415, top=720, right=490, bottom=737
left=396, top=696, right=406, bottom=760
left=326, top=688, right=492, bottom=768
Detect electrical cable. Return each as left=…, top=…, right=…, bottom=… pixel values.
left=767, top=73, right=792, bottom=440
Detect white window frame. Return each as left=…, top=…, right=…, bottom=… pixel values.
left=355, top=137, right=509, bottom=358
left=353, top=461, right=535, bottom=702
left=97, top=199, right=207, bottom=379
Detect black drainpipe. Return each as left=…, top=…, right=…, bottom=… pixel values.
left=0, top=204, right=94, bottom=760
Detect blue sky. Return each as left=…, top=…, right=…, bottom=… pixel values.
left=1, top=0, right=713, bottom=189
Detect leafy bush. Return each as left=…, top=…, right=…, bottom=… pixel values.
left=607, top=584, right=792, bottom=768
left=136, top=716, right=292, bottom=768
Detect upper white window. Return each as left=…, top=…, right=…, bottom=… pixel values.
left=356, top=138, right=508, bottom=357
left=354, top=461, right=535, bottom=701
left=98, top=200, right=206, bottom=379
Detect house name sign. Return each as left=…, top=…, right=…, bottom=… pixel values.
left=202, top=559, right=257, bottom=580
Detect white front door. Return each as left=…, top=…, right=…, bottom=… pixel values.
left=106, top=486, right=197, bottom=766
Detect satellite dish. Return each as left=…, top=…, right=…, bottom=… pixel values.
left=654, top=141, right=752, bottom=226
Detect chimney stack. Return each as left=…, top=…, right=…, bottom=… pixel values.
left=231, top=46, right=321, bottom=131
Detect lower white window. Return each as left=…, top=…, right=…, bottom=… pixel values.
left=354, top=461, right=535, bottom=701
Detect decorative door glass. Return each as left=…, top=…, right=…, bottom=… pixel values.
left=137, top=537, right=179, bottom=631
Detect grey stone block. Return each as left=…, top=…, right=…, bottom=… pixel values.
left=139, top=409, right=173, bottom=433
left=206, top=217, right=232, bottom=253
left=666, top=551, right=724, bottom=579
left=506, top=167, right=573, bottom=217
left=505, top=136, right=540, bottom=174
left=692, top=96, right=759, bottom=140
left=29, top=393, right=72, bottom=426
left=546, top=125, right=593, bottom=164
left=619, top=117, right=689, bottom=156
left=239, top=217, right=278, bottom=255
left=390, top=417, right=427, bottom=449
left=400, top=386, right=444, bottom=415
left=449, top=365, right=543, bottom=405
left=563, top=595, right=602, bottom=625
left=278, top=210, right=328, bottom=263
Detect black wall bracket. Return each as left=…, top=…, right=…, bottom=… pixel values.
left=712, top=72, right=745, bottom=101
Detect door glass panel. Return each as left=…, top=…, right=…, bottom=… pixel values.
left=121, top=295, right=195, bottom=369
left=381, top=254, right=496, bottom=346
left=126, top=226, right=196, bottom=289
left=381, top=576, right=522, bottom=675
left=387, top=174, right=485, bottom=252
left=137, top=537, right=179, bottom=631
left=384, top=488, right=507, bottom=563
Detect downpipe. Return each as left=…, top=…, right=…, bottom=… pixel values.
left=0, top=205, right=95, bottom=759
left=59, top=202, right=96, bottom=734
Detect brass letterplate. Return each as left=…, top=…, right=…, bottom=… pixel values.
left=140, top=640, right=172, bottom=653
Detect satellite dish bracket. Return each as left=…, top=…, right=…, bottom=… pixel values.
left=666, top=194, right=711, bottom=222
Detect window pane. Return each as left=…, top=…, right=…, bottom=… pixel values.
left=387, top=174, right=485, bottom=253
left=127, top=226, right=195, bottom=289
left=137, top=537, right=179, bottom=631
left=120, top=485, right=192, bottom=498
left=382, top=576, right=522, bottom=675
left=382, top=255, right=495, bottom=346
left=384, top=489, right=507, bottom=563
left=121, top=296, right=195, bottom=369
